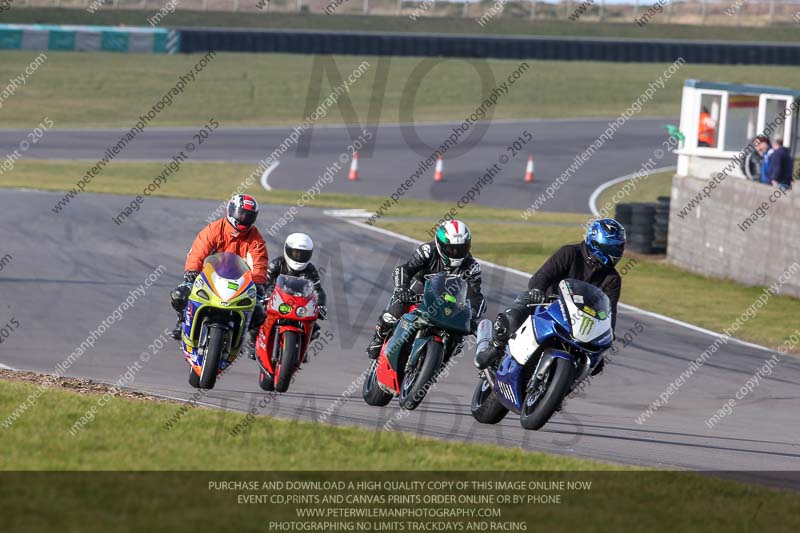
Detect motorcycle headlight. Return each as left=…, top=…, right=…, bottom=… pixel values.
left=196, top=289, right=210, bottom=300
left=296, top=306, right=307, bottom=318
left=278, top=303, right=292, bottom=314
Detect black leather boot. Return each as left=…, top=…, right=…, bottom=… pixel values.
left=366, top=324, right=390, bottom=360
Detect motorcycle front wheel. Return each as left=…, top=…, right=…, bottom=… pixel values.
left=519, top=358, right=574, bottom=430
left=275, top=331, right=299, bottom=393
left=199, top=325, right=227, bottom=390
left=398, top=340, right=443, bottom=411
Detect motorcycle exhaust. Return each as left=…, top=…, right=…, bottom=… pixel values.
left=475, top=319, right=493, bottom=356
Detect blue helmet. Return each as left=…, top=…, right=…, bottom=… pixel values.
left=585, top=218, right=626, bottom=267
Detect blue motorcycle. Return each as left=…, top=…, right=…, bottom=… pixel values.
left=471, top=279, right=613, bottom=430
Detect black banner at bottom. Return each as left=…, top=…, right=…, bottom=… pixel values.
left=2, top=471, right=798, bottom=532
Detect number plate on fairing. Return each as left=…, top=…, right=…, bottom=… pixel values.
left=507, top=316, right=538, bottom=365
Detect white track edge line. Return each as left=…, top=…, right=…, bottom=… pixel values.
left=588, top=165, right=676, bottom=217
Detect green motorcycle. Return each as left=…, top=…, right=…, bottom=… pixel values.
left=362, top=272, right=472, bottom=410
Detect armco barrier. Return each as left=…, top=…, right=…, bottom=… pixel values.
left=0, top=24, right=179, bottom=54
left=177, top=29, right=800, bottom=65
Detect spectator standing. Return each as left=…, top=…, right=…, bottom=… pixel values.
left=698, top=106, right=717, bottom=147
left=760, top=136, right=774, bottom=185
left=768, top=138, right=793, bottom=190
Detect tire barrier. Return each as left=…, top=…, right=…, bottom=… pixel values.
left=616, top=197, right=670, bottom=255
left=177, top=28, right=800, bottom=65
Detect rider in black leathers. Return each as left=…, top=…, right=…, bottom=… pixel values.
left=366, top=220, right=487, bottom=359
left=475, top=218, right=626, bottom=372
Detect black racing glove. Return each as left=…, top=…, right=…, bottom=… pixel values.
left=394, top=287, right=416, bottom=304
left=317, top=305, right=327, bottom=320
left=256, top=284, right=268, bottom=302
left=515, top=288, right=546, bottom=308
left=183, top=271, right=200, bottom=284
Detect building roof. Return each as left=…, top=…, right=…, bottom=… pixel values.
left=685, top=79, right=800, bottom=98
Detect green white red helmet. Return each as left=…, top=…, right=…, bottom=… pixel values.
left=435, top=220, right=471, bottom=267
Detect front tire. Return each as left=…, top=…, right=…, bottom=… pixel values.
left=471, top=377, right=509, bottom=424
left=199, top=325, right=226, bottom=390
left=275, top=331, right=299, bottom=393
left=398, top=341, right=443, bottom=411
left=362, top=359, right=393, bottom=407
left=520, top=358, right=574, bottom=430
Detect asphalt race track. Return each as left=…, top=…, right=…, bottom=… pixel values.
left=2, top=190, right=799, bottom=482
left=0, top=117, right=677, bottom=213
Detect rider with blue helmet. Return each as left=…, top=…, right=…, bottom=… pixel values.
left=475, top=218, right=626, bottom=371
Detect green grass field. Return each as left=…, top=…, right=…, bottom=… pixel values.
left=6, top=8, right=800, bottom=42
left=2, top=377, right=800, bottom=532
left=0, top=377, right=598, bottom=471
left=3, top=50, right=800, bottom=127
left=2, top=159, right=798, bottom=351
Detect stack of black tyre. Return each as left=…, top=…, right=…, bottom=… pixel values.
left=615, top=197, right=669, bottom=254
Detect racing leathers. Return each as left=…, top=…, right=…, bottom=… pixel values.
left=366, top=241, right=487, bottom=359
left=475, top=242, right=621, bottom=370
left=170, top=218, right=269, bottom=341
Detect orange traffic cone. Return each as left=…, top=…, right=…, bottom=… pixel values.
left=348, top=151, right=359, bottom=181
left=433, top=154, right=444, bottom=182
left=524, top=154, right=535, bottom=182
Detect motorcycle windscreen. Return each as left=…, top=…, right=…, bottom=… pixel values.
left=559, top=279, right=612, bottom=344
left=421, top=273, right=471, bottom=332
left=205, top=252, right=250, bottom=278
left=277, top=275, right=314, bottom=297
left=203, top=253, right=253, bottom=301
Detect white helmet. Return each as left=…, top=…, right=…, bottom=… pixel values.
left=284, top=233, right=314, bottom=271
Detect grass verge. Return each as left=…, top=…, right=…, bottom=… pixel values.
left=1, top=375, right=799, bottom=532
left=3, top=159, right=798, bottom=349
left=0, top=373, right=601, bottom=470
left=3, top=51, right=800, bottom=127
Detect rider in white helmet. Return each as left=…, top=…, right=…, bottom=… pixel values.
left=253, top=233, right=327, bottom=359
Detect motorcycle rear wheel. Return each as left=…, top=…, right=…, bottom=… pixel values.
left=275, top=331, right=299, bottom=393
left=398, top=341, right=443, bottom=411
left=199, top=325, right=226, bottom=390
left=258, top=370, right=275, bottom=391
left=519, top=358, right=574, bottom=430
left=470, top=377, right=508, bottom=424
left=188, top=369, right=200, bottom=389
left=362, top=359, right=393, bottom=406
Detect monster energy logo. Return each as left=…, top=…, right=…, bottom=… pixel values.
left=578, top=315, right=594, bottom=335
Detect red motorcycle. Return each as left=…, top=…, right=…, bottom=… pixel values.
left=255, top=275, right=318, bottom=392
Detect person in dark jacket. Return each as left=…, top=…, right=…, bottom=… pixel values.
left=365, top=220, right=487, bottom=359
left=768, top=138, right=794, bottom=190
left=475, top=218, right=626, bottom=371
left=247, top=232, right=327, bottom=360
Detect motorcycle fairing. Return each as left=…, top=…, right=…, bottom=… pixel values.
left=494, top=354, right=525, bottom=412
left=507, top=316, right=539, bottom=365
